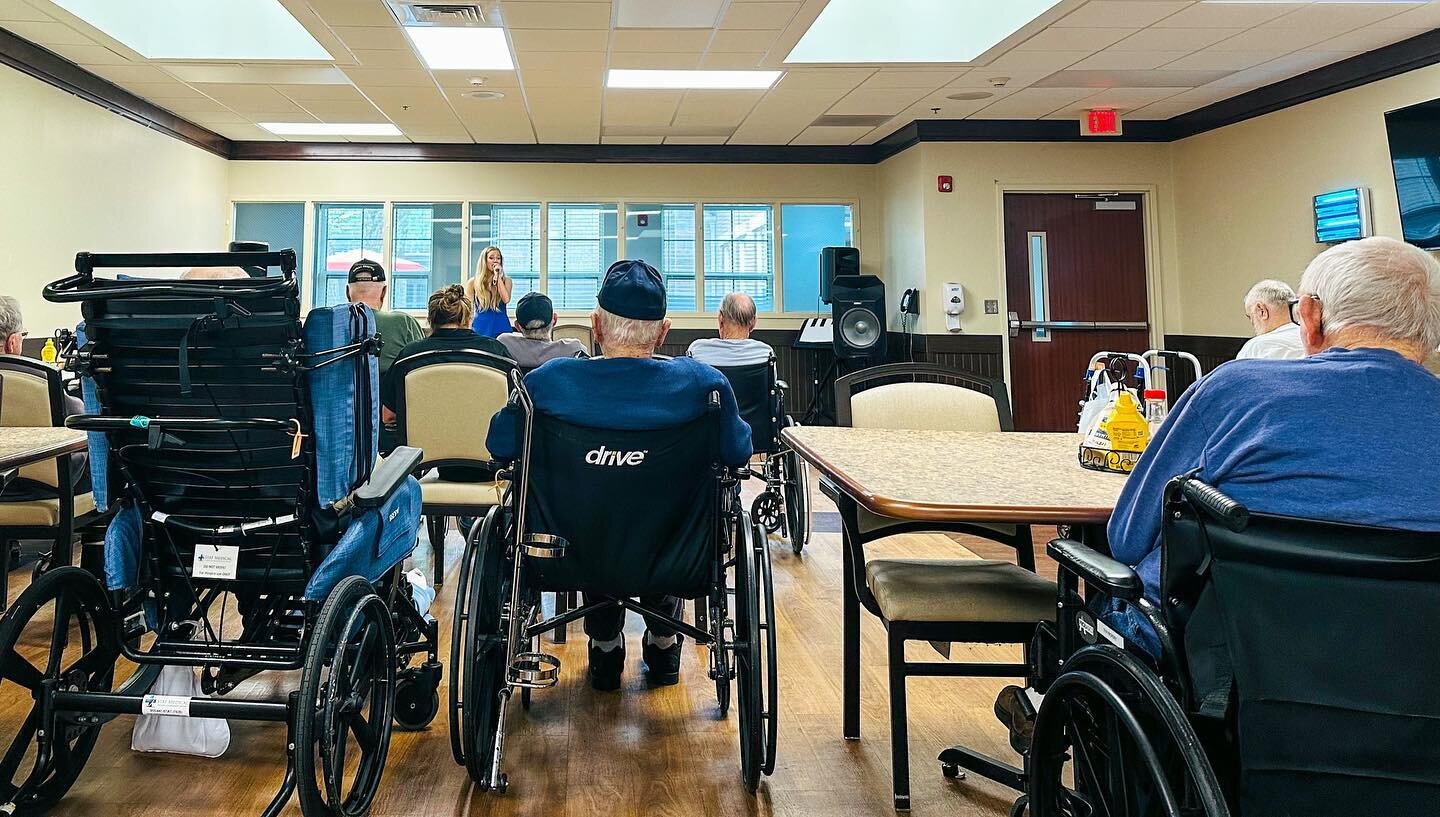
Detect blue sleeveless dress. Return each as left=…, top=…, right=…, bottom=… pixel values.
left=471, top=299, right=511, bottom=338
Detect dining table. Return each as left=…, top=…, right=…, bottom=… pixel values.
left=0, top=426, right=88, bottom=472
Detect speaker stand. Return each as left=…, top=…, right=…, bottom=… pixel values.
left=802, top=354, right=842, bottom=426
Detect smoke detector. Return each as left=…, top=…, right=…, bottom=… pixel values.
left=947, top=91, right=994, bottom=101
left=465, top=90, right=505, bottom=100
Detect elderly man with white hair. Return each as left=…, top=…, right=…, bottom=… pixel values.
left=486, top=259, right=751, bottom=691
left=687, top=291, right=773, bottom=367
left=1237, top=278, right=1305, bottom=359
left=1103, top=236, right=1440, bottom=654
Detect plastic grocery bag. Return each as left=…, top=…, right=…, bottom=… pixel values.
left=1077, top=369, right=1117, bottom=435
left=131, top=665, right=230, bottom=757
left=407, top=567, right=436, bottom=621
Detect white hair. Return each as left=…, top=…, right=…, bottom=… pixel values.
left=521, top=324, right=552, bottom=341
left=1243, top=279, right=1295, bottom=312
left=1299, top=236, right=1440, bottom=351
left=0, top=295, right=24, bottom=339
left=595, top=306, right=663, bottom=352
left=719, top=291, right=757, bottom=327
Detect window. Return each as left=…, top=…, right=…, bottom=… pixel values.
left=781, top=204, right=853, bottom=314
left=547, top=203, right=618, bottom=311
left=470, top=203, right=541, bottom=297
left=232, top=202, right=304, bottom=276
left=392, top=203, right=462, bottom=310
left=625, top=203, right=696, bottom=311
left=703, top=204, right=774, bottom=312
left=313, top=203, right=383, bottom=308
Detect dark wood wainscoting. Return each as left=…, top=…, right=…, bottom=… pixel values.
left=1162, top=334, right=1246, bottom=395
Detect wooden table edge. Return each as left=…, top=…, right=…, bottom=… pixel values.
left=0, top=433, right=88, bottom=471
left=781, top=426, right=1115, bottom=526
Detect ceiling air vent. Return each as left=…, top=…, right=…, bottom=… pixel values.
left=810, top=114, right=893, bottom=128
left=387, top=2, right=487, bottom=26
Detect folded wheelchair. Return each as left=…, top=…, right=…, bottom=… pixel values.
left=712, top=355, right=811, bottom=555
left=448, top=372, right=779, bottom=793
left=1, top=251, right=438, bottom=817
left=951, top=474, right=1440, bottom=817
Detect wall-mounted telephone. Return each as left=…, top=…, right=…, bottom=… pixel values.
left=943, top=282, right=965, bottom=333
left=900, top=288, right=920, bottom=315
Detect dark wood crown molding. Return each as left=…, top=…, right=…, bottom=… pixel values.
left=4, top=23, right=1440, bottom=163
left=0, top=25, right=230, bottom=158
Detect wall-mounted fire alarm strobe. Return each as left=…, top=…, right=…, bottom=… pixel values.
left=937, top=175, right=953, bottom=193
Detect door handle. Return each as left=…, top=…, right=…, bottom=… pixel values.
left=1009, top=316, right=1147, bottom=337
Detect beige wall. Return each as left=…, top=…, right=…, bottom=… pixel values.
left=1173, top=63, right=1440, bottom=337
left=0, top=66, right=229, bottom=334
left=227, top=159, right=879, bottom=329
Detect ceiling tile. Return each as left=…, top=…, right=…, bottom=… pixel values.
left=790, top=125, right=868, bottom=145
left=1054, top=2, right=1189, bottom=29
left=1062, top=85, right=1187, bottom=110
left=1377, top=4, right=1440, bottom=28
left=85, top=64, right=175, bottom=84
left=945, top=71, right=1049, bottom=91
left=332, top=26, right=412, bottom=50
left=193, top=83, right=295, bottom=108
left=307, top=0, right=396, bottom=26
left=699, top=51, right=767, bottom=68
left=1267, top=2, right=1420, bottom=32
left=1071, top=50, right=1177, bottom=71
left=1154, top=3, right=1302, bottom=29
left=602, top=134, right=665, bottom=144
left=730, top=87, right=849, bottom=143
left=718, top=2, right=800, bottom=30
left=609, top=51, right=702, bottom=68
left=208, top=124, right=283, bottom=141
left=351, top=49, right=424, bottom=69
left=1250, top=49, right=1359, bottom=76
left=401, top=123, right=474, bottom=143
left=1035, top=68, right=1230, bottom=88
left=672, top=90, right=765, bottom=127
left=4, top=19, right=92, bottom=45
left=344, top=67, right=437, bottom=87
left=664, top=135, right=730, bottom=144
left=123, top=81, right=215, bottom=101
left=1111, top=27, right=1242, bottom=52
left=611, top=27, right=712, bottom=52
left=1015, top=27, right=1135, bottom=52
left=500, top=2, right=613, bottom=29
left=515, top=50, right=608, bottom=71
left=431, top=70, right=522, bottom=89
left=859, top=71, right=962, bottom=90
left=274, top=84, right=370, bottom=102
left=510, top=28, right=609, bottom=51
left=519, top=68, right=604, bottom=87
left=46, top=43, right=131, bottom=65
left=970, top=87, right=1099, bottom=119
left=1161, top=49, right=1283, bottom=72
left=528, top=92, right=603, bottom=142
left=1312, top=25, right=1428, bottom=54
left=982, top=50, right=1091, bottom=73
left=186, top=111, right=258, bottom=126
left=615, top=0, right=723, bottom=28
left=1125, top=100, right=1205, bottom=120
left=773, top=69, right=874, bottom=89
left=0, top=0, right=51, bottom=23
left=163, top=65, right=351, bottom=84
left=362, top=85, right=451, bottom=113
left=295, top=100, right=392, bottom=123
left=708, top=29, right=779, bottom=52
left=154, top=97, right=233, bottom=115
left=602, top=90, right=683, bottom=126
left=1206, top=26, right=1334, bottom=53
left=827, top=86, right=928, bottom=116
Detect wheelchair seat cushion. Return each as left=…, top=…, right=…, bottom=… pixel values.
left=417, top=472, right=506, bottom=509
left=865, top=558, right=1056, bottom=624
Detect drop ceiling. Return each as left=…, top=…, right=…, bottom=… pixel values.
left=1, top=0, right=1437, bottom=146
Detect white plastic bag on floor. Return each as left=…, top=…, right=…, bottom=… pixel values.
left=407, top=567, right=436, bottom=622
left=131, top=665, right=230, bottom=757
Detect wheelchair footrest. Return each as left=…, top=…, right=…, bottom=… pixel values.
left=521, top=534, right=568, bottom=559
left=507, top=652, right=561, bottom=688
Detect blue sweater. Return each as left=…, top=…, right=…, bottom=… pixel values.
left=1110, top=346, right=1440, bottom=606
left=486, top=355, right=753, bottom=466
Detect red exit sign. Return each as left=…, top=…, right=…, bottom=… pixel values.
left=1082, top=109, right=1122, bottom=137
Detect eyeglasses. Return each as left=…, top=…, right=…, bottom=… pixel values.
left=1288, top=295, right=1320, bottom=325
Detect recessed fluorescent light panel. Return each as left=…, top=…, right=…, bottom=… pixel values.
left=260, top=123, right=403, bottom=137
left=607, top=69, right=782, bottom=89
left=405, top=27, right=513, bottom=70
left=786, top=0, right=1062, bottom=63
left=47, top=0, right=331, bottom=60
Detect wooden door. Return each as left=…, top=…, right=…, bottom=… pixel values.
left=1003, top=193, right=1150, bottom=432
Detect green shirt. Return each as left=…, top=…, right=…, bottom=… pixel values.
left=373, top=309, right=425, bottom=377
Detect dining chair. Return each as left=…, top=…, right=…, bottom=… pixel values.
left=552, top=323, right=594, bottom=356
left=830, top=362, right=1056, bottom=811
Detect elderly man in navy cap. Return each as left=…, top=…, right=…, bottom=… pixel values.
left=486, top=259, right=751, bottom=690
left=496, top=290, right=587, bottom=370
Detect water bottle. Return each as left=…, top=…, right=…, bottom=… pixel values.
left=1143, top=389, right=1168, bottom=435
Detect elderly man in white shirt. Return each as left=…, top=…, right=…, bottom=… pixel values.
left=686, top=292, right=773, bottom=367
left=1237, top=279, right=1306, bottom=360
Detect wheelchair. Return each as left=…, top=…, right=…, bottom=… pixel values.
left=974, top=474, right=1440, bottom=817
left=2, top=250, right=439, bottom=817
left=448, top=372, right=780, bottom=793
left=712, top=355, right=811, bottom=555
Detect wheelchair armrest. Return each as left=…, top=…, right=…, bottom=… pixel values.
left=775, top=378, right=789, bottom=392
left=352, top=446, right=422, bottom=510
left=1046, top=538, right=1141, bottom=601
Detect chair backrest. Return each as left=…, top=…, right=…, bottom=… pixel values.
left=0, top=356, right=65, bottom=490
left=552, top=323, right=593, bottom=354
left=836, top=362, right=1012, bottom=432
left=393, top=349, right=516, bottom=470
left=1161, top=478, right=1440, bottom=817
left=713, top=358, right=780, bottom=455
left=517, top=398, right=721, bottom=599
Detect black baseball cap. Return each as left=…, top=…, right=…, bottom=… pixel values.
left=347, top=259, right=386, bottom=283
left=515, top=291, right=554, bottom=330
left=597, top=259, right=665, bottom=321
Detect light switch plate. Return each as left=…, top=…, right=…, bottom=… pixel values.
left=984, top=299, right=999, bottom=315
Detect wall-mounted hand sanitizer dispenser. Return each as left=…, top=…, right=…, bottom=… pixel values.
left=943, top=282, right=965, bottom=333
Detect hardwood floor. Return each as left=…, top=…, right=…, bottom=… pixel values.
left=2, top=480, right=1049, bottom=817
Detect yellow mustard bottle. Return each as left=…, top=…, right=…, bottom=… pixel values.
left=40, top=338, right=57, bottom=365
left=1100, top=390, right=1150, bottom=453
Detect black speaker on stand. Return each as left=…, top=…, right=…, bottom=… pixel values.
left=832, top=274, right=887, bottom=362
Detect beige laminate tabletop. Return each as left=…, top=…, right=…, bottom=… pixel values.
left=782, top=426, right=1129, bottom=525
left=0, top=427, right=87, bottom=471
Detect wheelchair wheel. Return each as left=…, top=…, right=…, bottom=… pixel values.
left=750, top=491, right=783, bottom=534
left=1028, top=645, right=1230, bottom=817
left=781, top=450, right=811, bottom=556
left=753, top=521, right=780, bottom=775
left=448, top=506, right=494, bottom=765
left=295, top=576, right=397, bottom=817
left=459, top=508, right=510, bottom=788
left=732, top=519, right=765, bottom=793
left=0, top=567, right=117, bottom=816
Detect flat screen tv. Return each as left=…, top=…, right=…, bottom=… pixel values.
left=1386, top=99, right=1440, bottom=249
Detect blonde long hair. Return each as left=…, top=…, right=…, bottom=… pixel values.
left=466, top=245, right=505, bottom=312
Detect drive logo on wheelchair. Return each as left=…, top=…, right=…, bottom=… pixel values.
left=1076, top=610, right=1099, bottom=645
left=584, top=446, right=648, bottom=466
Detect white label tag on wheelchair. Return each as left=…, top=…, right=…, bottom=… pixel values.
left=1095, top=619, right=1125, bottom=648
left=192, top=545, right=239, bottom=580
left=141, top=694, right=191, bottom=717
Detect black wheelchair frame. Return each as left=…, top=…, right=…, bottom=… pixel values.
left=0, top=251, right=440, bottom=817
left=713, top=355, right=811, bottom=556
left=448, top=369, right=780, bottom=794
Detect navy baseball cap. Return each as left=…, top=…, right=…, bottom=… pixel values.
left=347, top=259, right=386, bottom=283
left=515, top=291, right=554, bottom=330
left=597, top=259, right=665, bottom=321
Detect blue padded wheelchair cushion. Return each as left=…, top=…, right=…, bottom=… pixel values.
left=304, top=304, right=380, bottom=508
left=304, top=475, right=421, bottom=600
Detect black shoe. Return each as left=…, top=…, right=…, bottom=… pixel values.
left=641, top=635, right=683, bottom=686
left=994, top=685, right=1037, bottom=754
left=588, top=642, right=624, bottom=691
